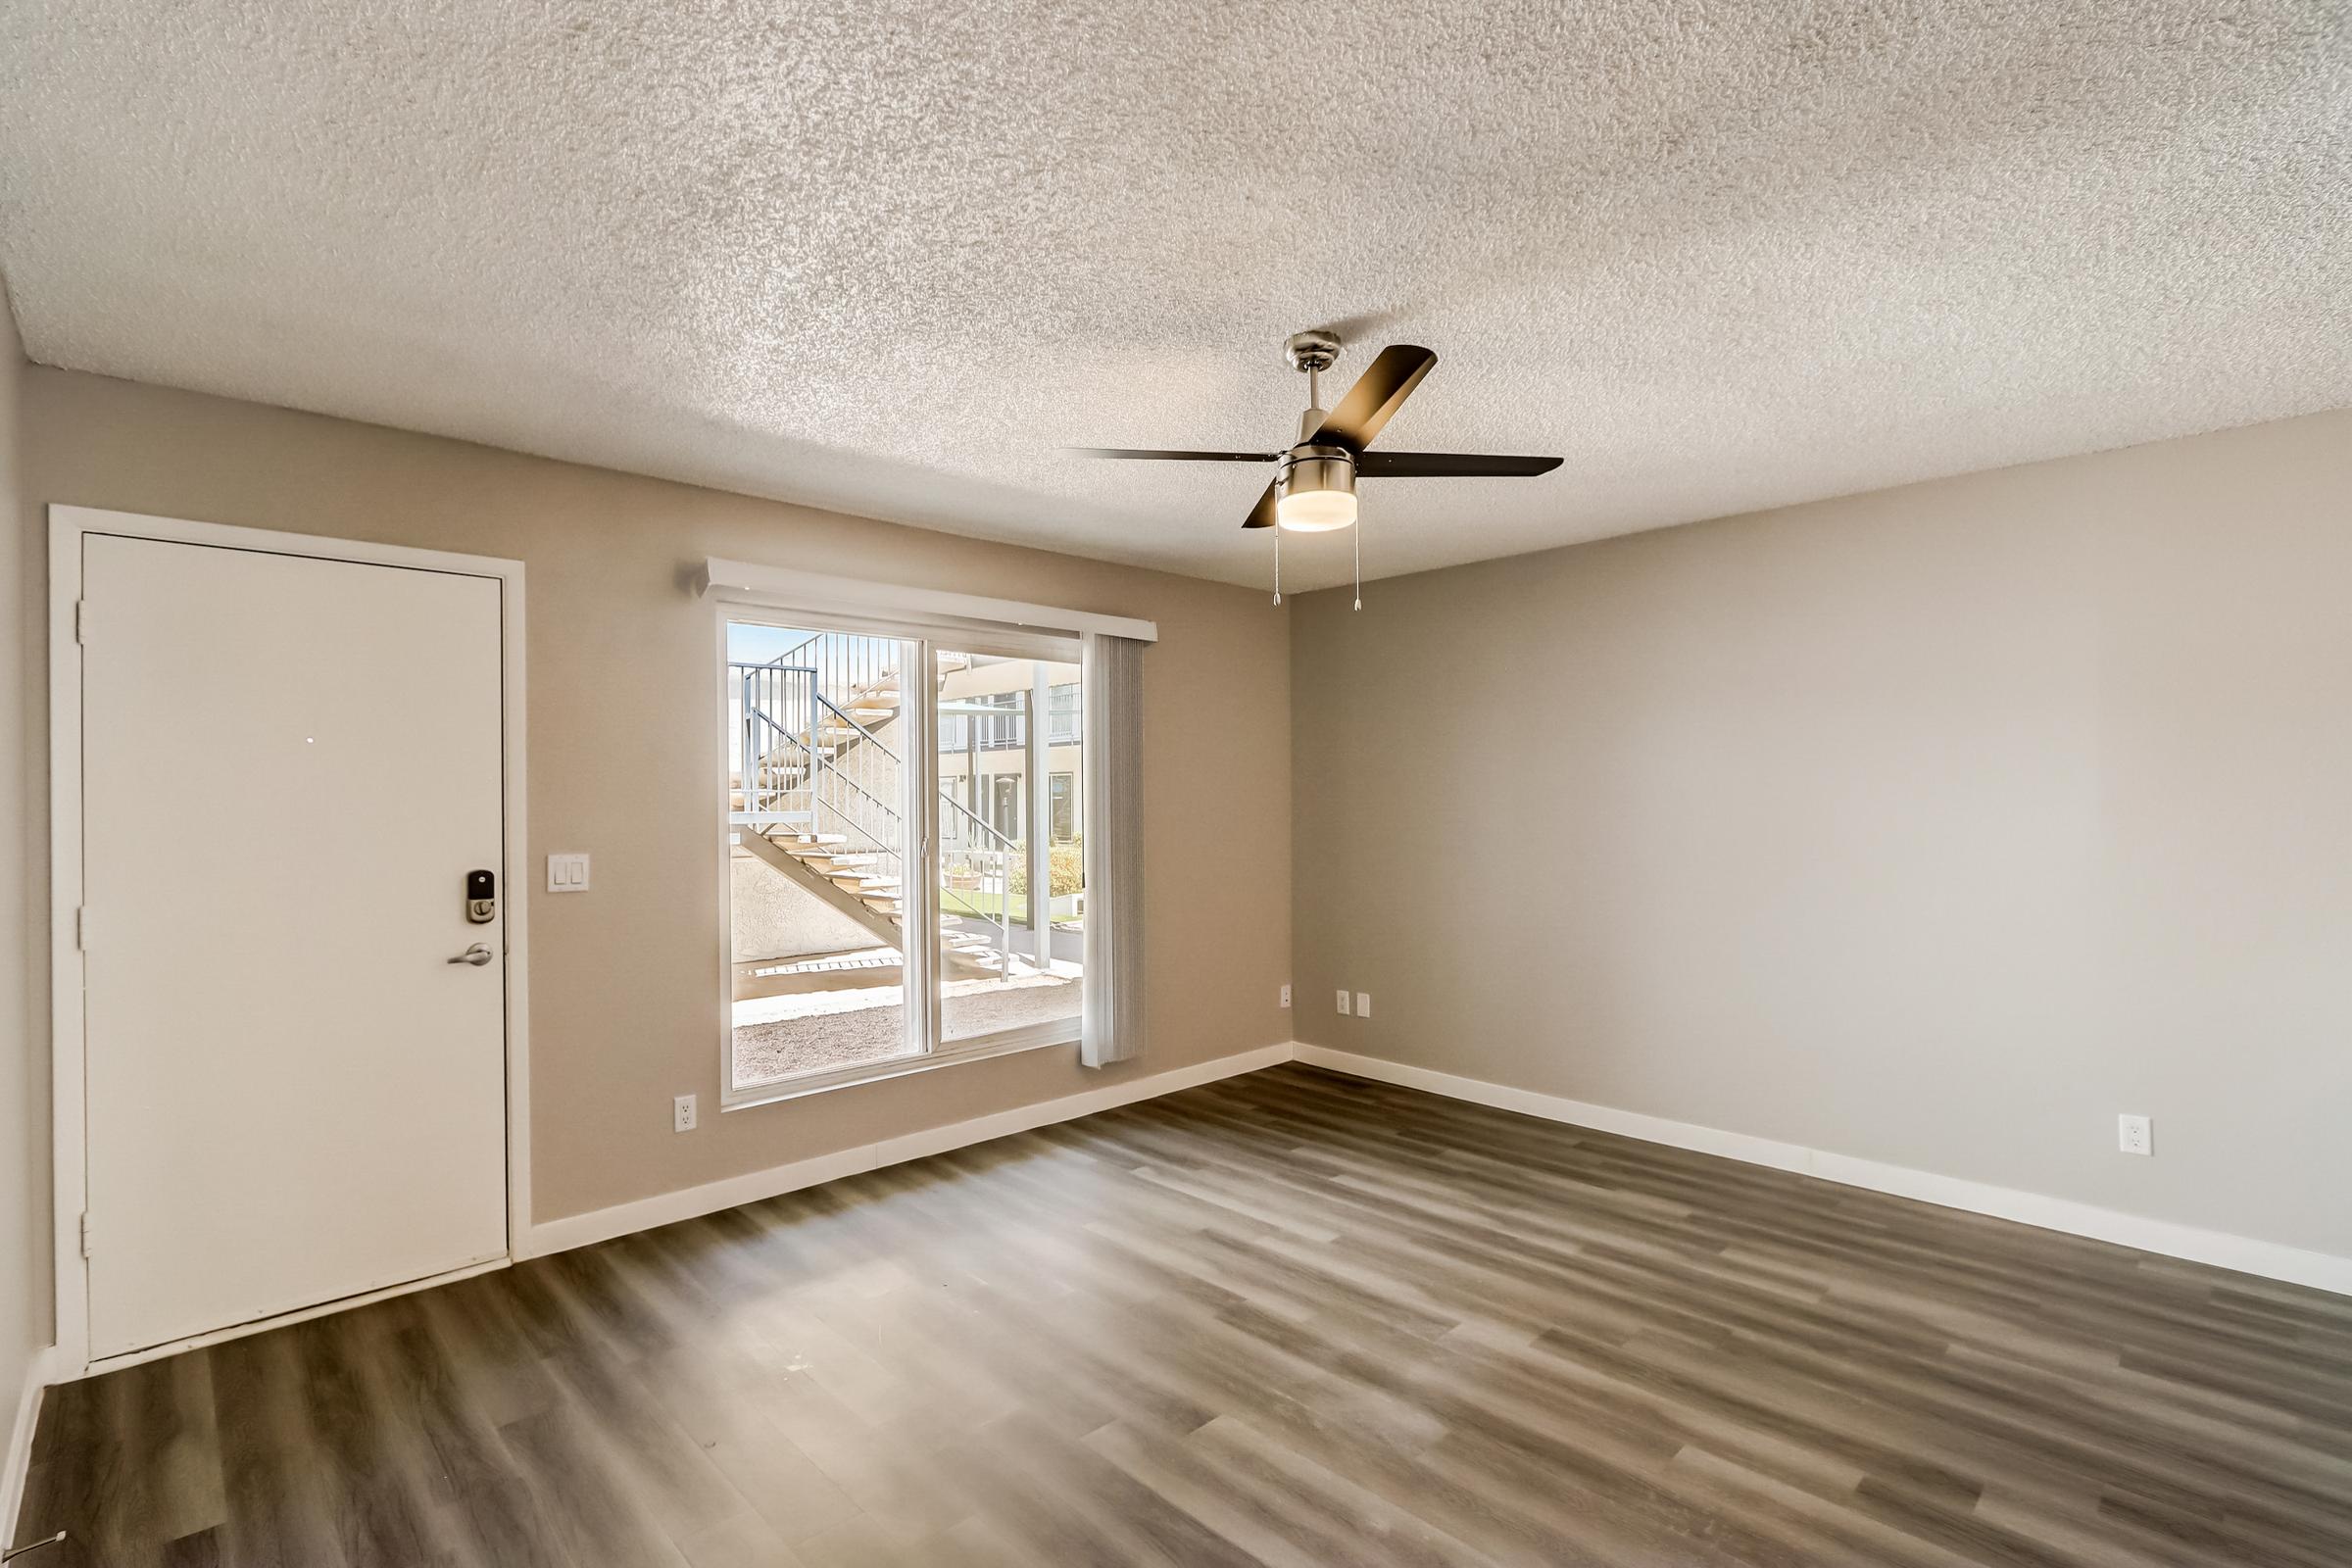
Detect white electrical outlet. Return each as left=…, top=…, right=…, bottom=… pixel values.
left=1336, top=989, right=1350, bottom=1015
left=1355, top=992, right=1371, bottom=1017
left=674, top=1094, right=698, bottom=1133
left=2118, top=1112, right=2151, bottom=1155
left=1280, top=984, right=1292, bottom=1008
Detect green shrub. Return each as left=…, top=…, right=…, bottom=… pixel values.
left=1007, top=842, right=1084, bottom=897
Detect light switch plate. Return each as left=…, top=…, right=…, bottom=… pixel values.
left=548, top=853, right=590, bottom=893
left=1355, top=993, right=1371, bottom=1017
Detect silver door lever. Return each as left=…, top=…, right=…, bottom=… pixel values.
left=448, top=944, right=494, bottom=966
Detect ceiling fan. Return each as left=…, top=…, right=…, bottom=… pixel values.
left=1067, top=329, right=1563, bottom=539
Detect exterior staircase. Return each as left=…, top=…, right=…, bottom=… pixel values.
left=750, top=638, right=967, bottom=803
left=737, top=829, right=1005, bottom=978
left=730, top=634, right=1016, bottom=992
left=736, top=831, right=906, bottom=942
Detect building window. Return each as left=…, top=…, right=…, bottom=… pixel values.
left=1050, top=772, right=1077, bottom=843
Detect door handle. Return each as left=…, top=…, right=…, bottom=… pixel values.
left=448, top=944, right=494, bottom=967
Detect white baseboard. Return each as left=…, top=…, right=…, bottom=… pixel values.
left=1293, top=1045, right=2352, bottom=1299
left=4, top=1345, right=72, bottom=1546
left=516, top=1043, right=1296, bottom=1260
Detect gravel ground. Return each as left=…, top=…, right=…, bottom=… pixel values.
left=732, top=973, right=1078, bottom=1084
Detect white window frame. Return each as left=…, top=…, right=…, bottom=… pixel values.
left=707, top=570, right=1149, bottom=1110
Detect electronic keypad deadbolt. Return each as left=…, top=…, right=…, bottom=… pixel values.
left=466, top=869, right=497, bottom=924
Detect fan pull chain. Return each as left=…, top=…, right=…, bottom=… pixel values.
left=1352, top=521, right=1362, bottom=611
left=1272, top=526, right=1283, bottom=606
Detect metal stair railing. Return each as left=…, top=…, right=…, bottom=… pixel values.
left=735, top=661, right=816, bottom=826
left=760, top=631, right=898, bottom=713
left=734, top=662, right=1020, bottom=977
left=748, top=634, right=916, bottom=797
left=736, top=662, right=900, bottom=828
left=939, top=792, right=1021, bottom=983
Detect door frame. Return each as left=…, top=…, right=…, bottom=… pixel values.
left=46, top=505, right=531, bottom=1377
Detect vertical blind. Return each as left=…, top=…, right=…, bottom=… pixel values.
left=1081, top=631, right=1147, bottom=1066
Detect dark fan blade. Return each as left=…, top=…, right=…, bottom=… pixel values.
left=1313, top=344, right=1437, bottom=450
left=1355, top=451, right=1564, bottom=478
left=1063, top=447, right=1274, bottom=463
left=1241, top=479, right=1280, bottom=529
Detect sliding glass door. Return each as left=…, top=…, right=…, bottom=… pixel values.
left=933, top=645, right=1084, bottom=1047
left=723, top=617, right=1083, bottom=1100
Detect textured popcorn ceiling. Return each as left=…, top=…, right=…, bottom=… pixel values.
left=1, top=4, right=2346, bottom=590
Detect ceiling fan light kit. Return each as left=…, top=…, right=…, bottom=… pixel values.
left=1068, top=327, right=1562, bottom=608
left=1274, top=448, right=1357, bottom=531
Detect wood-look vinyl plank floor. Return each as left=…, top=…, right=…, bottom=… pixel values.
left=16, top=1064, right=2352, bottom=1566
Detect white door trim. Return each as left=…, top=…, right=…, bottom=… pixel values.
left=46, top=505, right=531, bottom=1378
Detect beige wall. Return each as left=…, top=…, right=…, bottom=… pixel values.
left=1293, top=409, right=2352, bottom=1260
left=20, top=368, right=1293, bottom=1231
left=1, top=291, right=38, bottom=1403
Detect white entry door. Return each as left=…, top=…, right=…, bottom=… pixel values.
left=79, top=532, right=510, bottom=1359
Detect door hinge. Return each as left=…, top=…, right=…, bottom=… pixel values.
left=78, top=1212, right=91, bottom=1258
left=76, top=906, right=89, bottom=951
left=75, top=599, right=89, bottom=645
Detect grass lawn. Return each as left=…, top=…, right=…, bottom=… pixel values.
left=945, top=889, right=1030, bottom=923
left=941, top=891, right=1084, bottom=926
